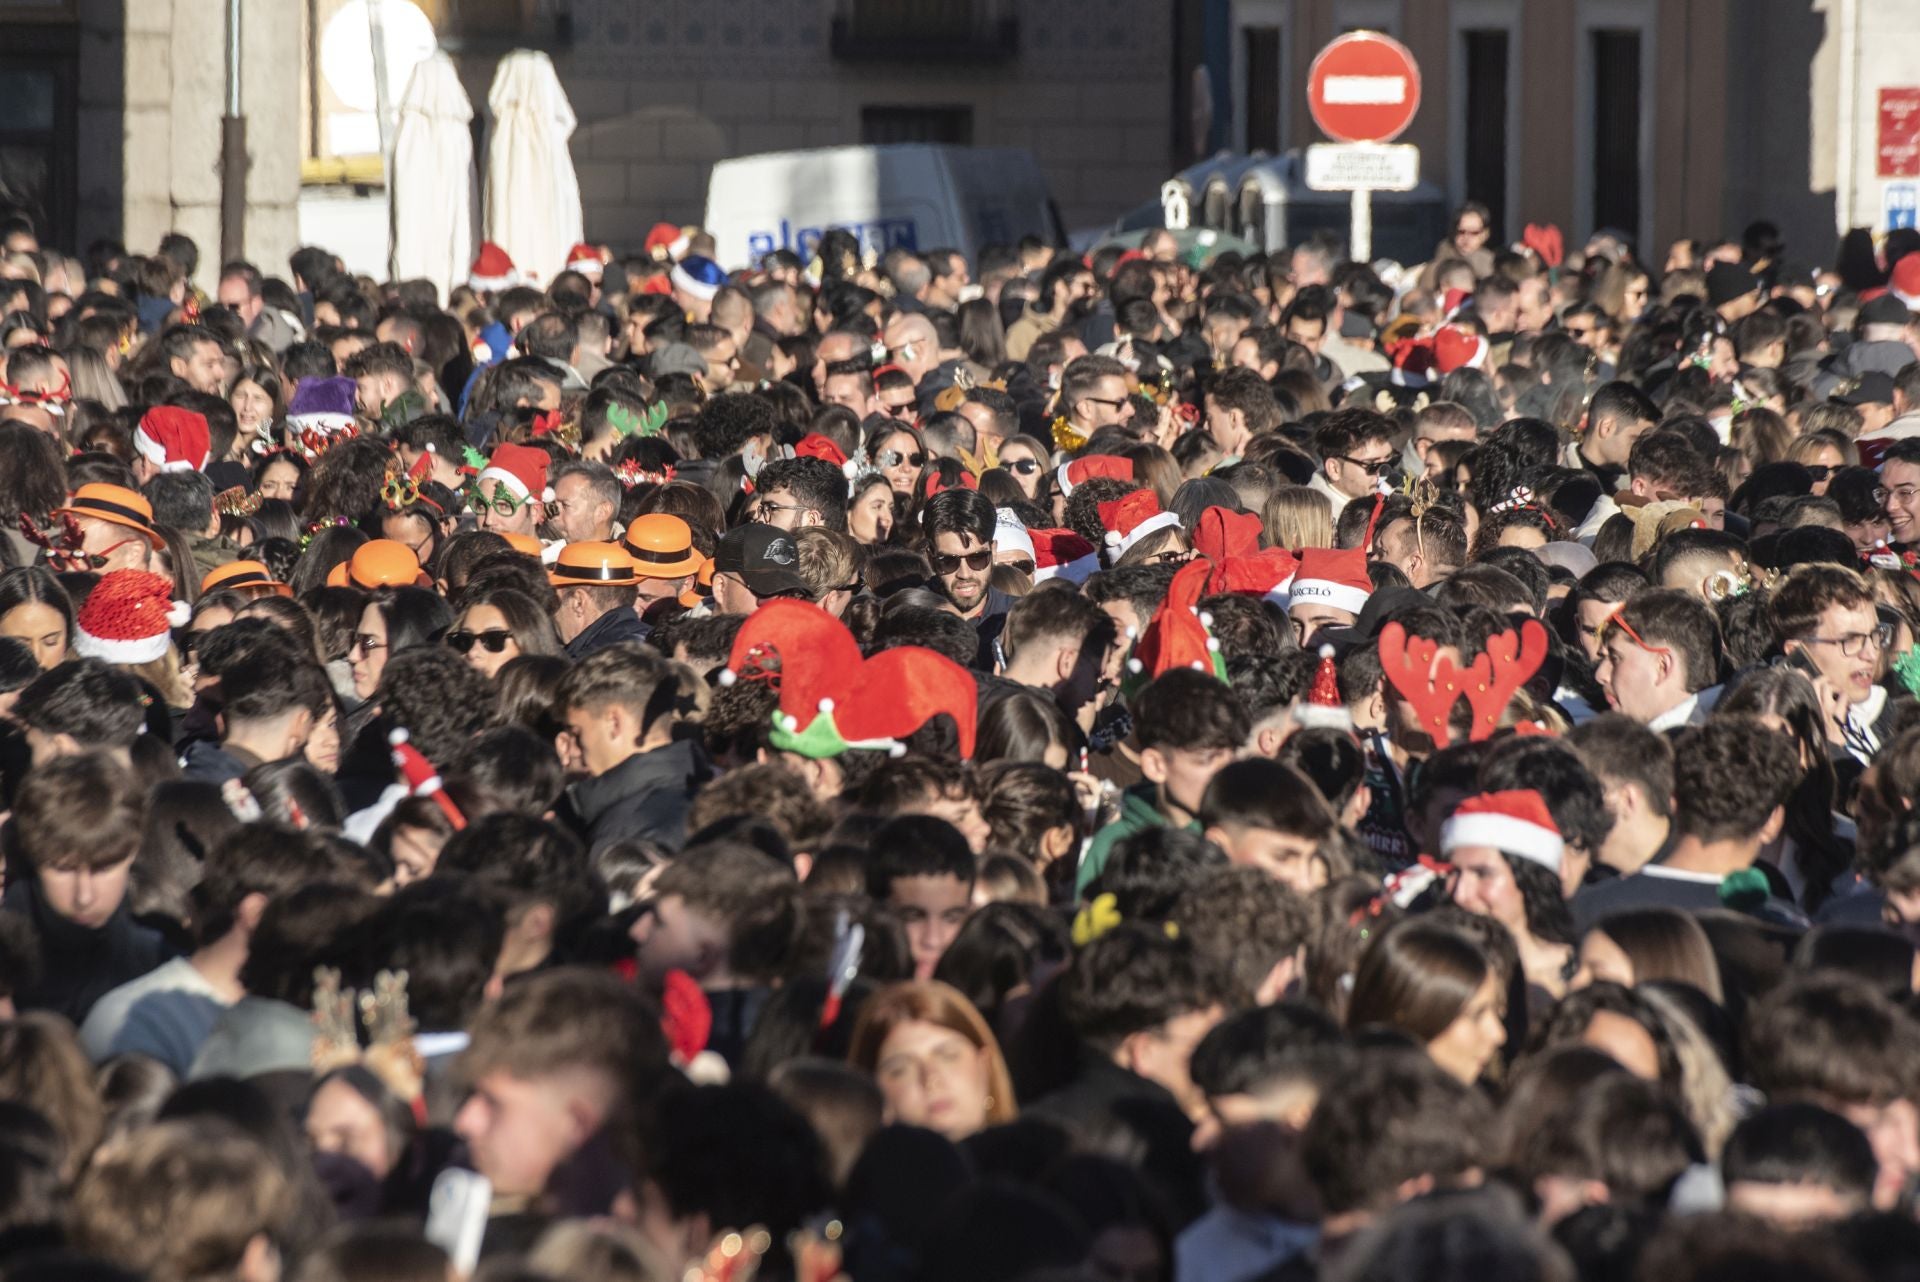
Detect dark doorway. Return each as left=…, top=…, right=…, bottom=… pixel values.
left=1591, top=29, right=1642, bottom=236
left=1461, top=29, right=1508, bottom=236
left=1244, top=26, right=1281, bottom=153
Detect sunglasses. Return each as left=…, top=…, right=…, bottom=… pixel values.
left=1803, top=465, right=1833, bottom=482
left=1005, top=459, right=1040, bottom=475
left=932, top=550, right=994, bottom=575
left=350, top=632, right=387, bottom=657
left=1005, top=559, right=1036, bottom=575
left=446, top=628, right=514, bottom=655
left=877, top=449, right=926, bottom=470
left=1335, top=455, right=1396, bottom=477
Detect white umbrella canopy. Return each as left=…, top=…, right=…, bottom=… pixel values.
left=484, top=49, right=582, bottom=286
left=388, top=50, right=475, bottom=304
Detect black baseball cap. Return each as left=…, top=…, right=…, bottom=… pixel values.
left=714, top=522, right=810, bottom=599
left=1835, top=371, right=1895, bottom=407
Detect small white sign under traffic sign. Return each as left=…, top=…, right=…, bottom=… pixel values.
left=1305, top=143, right=1419, bottom=193
left=1304, top=142, right=1419, bottom=264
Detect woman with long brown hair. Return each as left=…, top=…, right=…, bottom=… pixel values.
left=1346, top=918, right=1507, bottom=1085
left=848, top=979, right=1017, bottom=1141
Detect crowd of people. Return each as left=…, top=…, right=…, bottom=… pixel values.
left=1, top=201, right=1919, bottom=1282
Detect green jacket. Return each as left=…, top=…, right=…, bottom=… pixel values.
left=1075, top=784, right=1200, bottom=895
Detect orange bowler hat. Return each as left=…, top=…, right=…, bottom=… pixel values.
left=500, top=532, right=544, bottom=559
left=199, top=560, right=292, bottom=597
left=326, top=539, right=425, bottom=590
left=549, top=541, right=644, bottom=588
left=621, top=513, right=703, bottom=579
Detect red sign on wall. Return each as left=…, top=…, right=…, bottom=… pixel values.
left=1881, top=87, right=1920, bottom=178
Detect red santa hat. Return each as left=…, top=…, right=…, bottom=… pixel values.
left=1190, top=506, right=1265, bottom=562
left=468, top=241, right=520, bottom=292
left=564, top=243, right=604, bottom=279
left=1433, top=324, right=1489, bottom=375
left=478, top=443, right=554, bottom=504
left=1055, top=454, right=1132, bottom=498
left=1098, top=489, right=1181, bottom=560
left=1441, top=789, right=1564, bottom=873
left=1030, top=529, right=1100, bottom=585
left=1893, top=253, right=1920, bottom=310
left=1293, top=645, right=1352, bottom=731
left=719, top=598, right=865, bottom=731
left=388, top=728, right=467, bottom=831
left=73, top=570, right=188, bottom=665
left=133, top=406, right=211, bottom=473
left=1287, top=546, right=1370, bottom=616
left=1205, top=547, right=1298, bottom=605
left=645, top=221, right=691, bottom=262
left=834, top=646, right=980, bottom=759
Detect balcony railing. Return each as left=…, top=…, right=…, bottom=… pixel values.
left=830, top=0, right=1017, bottom=63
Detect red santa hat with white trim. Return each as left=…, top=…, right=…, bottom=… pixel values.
left=73, top=570, right=188, bottom=665
left=564, top=243, right=604, bottom=279
left=1030, top=529, right=1100, bottom=585
left=478, top=443, right=554, bottom=504
left=1286, top=546, right=1371, bottom=615
left=469, top=241, right=520, bottom=292
left=1433, top=324, right=1489, bottom=375
left=133, top=406, right=211, bottom=473
left=1055, top=454, right=1132, bottom=499
left=1440, top=789, right=1564, bottom=872
left=1099, top=489, right=1181, bottom=560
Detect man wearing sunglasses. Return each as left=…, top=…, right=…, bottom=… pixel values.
left=1059, top=354, right=1134, bottom=443
left=925, top=490, right=1011, bottom=665
left=1774, top=564, right=1901, bottom=762
left=1308, top=407, right=1397, bottom=514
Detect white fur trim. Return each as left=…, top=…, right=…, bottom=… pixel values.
left=670, top=263, right=720, bottom=301
left=1034, top=550, right=1100, bottom=585
left=165, top=600, right=191, bottom=628
left=74, top=628, right=170, bottom=665
left=1440, top=811, right=1564, bottom=872
left=1109, top=510, right=1182, bottom=560
left=132, top=426, right=202, bottom=472
left=477, top=465, right=531, bottom=501
left=1055, top=463, right=1076, bottom=497
left=1262, top=578, right=1296, bottom=608
left=468, top=270, right=518, bottom=292
left=1285, top=577, right=1368, bottom=615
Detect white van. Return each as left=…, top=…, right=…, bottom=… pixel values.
left=703, top=144, right=1062, bottom=270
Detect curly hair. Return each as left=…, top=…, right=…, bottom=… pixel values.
left=374, top=645, right=494, bottom=767
left=299, top=436, right=391, bottom=525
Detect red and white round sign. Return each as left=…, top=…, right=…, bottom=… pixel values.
left=1307, top=32, right=1422, bottom=144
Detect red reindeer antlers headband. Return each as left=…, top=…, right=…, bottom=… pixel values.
left=1378, top=617, right=1550, bottom=747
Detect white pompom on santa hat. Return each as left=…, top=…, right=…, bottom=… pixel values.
left=469, top=241, right=521, bottom=293
left=1440, top=789, right=1564, bottom=872
left=73, top=569, right=188, bottom=665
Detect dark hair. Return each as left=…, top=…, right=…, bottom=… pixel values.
left=866, top=814, right=975, bottom=900
left=975, top=690, right=1074, bottom=766
left=435, top=814, right=601, bottom=937
left=1613, top=588, right=1720, bottom=693
left=1669, top=715, right=1800, bottom=842
left=11, top=658, right=143, bottom=749
left=921, top=487, right=996, bottom=547
left=237, top=882, right=380, bottom=1005
left=1175, top=865, right=1314, bottom=1007
left=1199, top=757, right=1338, bottom=841
left=1302, top=1050, right=1493, bottom=1217
left=370, top=877, right=505, bottom=1033
left=1188, top=1001, right=1346, bottom=1098
left=0, top=566, right=74, bottom=650
left=373, top=646, right=494, bottom=768
left=1054, top=924, right=1224, bottom=1055
left=1132, top=668, right=1250, bottom=752
left=1721, top=1102, right=1878, bottom=1204
left=756, top=456, right=851, bottom=534
left=1345, top=920, right=1492, bottom=1043
left=1747, top=973, right=1920, bottom=1108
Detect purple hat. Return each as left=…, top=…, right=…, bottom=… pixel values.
left=288, top=376, right=359, bottom=428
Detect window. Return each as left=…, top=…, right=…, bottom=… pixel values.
left=1590, top=29, right=1642, bottom=234
left=0, top=39, right=75, bottom=248
left=860, top=106, right=974, bottom=146
left=1461, top=29, right=1509, bottom=235
left=1243, top=26, right=1282, bottom=153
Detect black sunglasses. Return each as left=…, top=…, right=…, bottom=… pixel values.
left=1336, top=455, right=1396, bottom=477
left=932, top=550, right=994, bottom=574
left=1804, top=464, right=1833, bottom=482
left=878, top=449, right=926, bottom=469
left=446, top=628, right=514, bottom=655
left=1005, top=459, right=1040, bottom=475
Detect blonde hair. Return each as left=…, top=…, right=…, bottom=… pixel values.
left=1264, top=485, right=1335, bottom=551
left=848, top=980, right=1018, bottom=1126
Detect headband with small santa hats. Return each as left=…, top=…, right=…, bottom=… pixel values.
left=670, top=255, right=727, bottom=302
left=1055, top=453, right=1132, bottom=499
left=1287, top=546, right=1370, bottom=615
left=1433, top=324, right=1489, bottom=375
left=133, top=406, right=211, bottom=473
left=645, top=222, right=691, bottom=262
left=1441, top=789, right=1564, bottom=872
left=1125, top=558, right=1226, bottom=687
left=74, top=570, right=188, bottom=665
left=1030, top=529, right=1100, bottom=585
left=564, top=243, right=605, bottom=279
left=469, top=241, right=520, bottom=292
left=1099, top=490, right=1181, bottom=560
left=478, top=443, right=555, bottom=504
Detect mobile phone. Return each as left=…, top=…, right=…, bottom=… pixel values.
left=1780, top=648, right=1823, bottom=682
left=425, top=1167, right=492, bottom=1276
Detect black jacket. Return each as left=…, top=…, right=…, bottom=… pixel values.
left=1, top=875, right=172, bottom=1025
left=564, top=605, right=651, bottom=661
left=561, top=738, right=711, bottom=854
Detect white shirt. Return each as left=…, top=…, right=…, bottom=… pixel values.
left=1645, top=692, right=1701, bottom=732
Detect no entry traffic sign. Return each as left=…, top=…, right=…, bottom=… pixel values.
left=1307, top=31, right=1422, bottom=144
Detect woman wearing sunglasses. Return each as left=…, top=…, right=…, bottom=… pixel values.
left=348, top=586, right=452, bottom=701
left=445, top=586, right=563, bottom=680
left=994, top=434, right=1051, bottom=503
left=867, top=423, right=926, bottom=497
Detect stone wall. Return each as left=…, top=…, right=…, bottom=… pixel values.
left=74, top=0, right=301, bottom=290
left=453, top=0, right=1176, bottom=253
